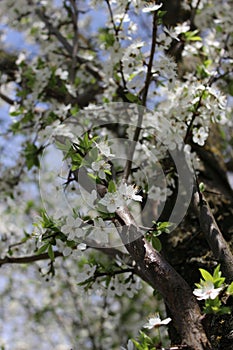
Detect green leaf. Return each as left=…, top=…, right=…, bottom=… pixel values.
left=195, top=282, right=202, bottom=288
left=104, top=169, right=112, bottom=176
left=98, top=28, right=115, bottom=48
left=199, top=268, right=213, bottom=282
left=71, top=153, right=83, bottom=170
left=157, top=221, right=172, bottom=230
left=40, top=210, right=52, bottom=227
left=67, top=240, right=76, bottom=248
left=152, top=221, right=173, bottom=235
left=21, top=111, right=34, bottom=123
left=157, top=10, right=167, bottom=24
left=125, top=92, right=140, bottom=103
left=199, top=182, right=205, bottom=193
left=227, top=282, right=233, bottom=295
left=71, top=105, right=80, bottom=116
left=24, top=142, right=42, bottom=169
left=151, top=237, right=162, bottom=252
left=212, top=265, right=225, bottom=286
left=88, top=147, right=98, bottom=163
left=218, top=306, right=231, bottom=314
left=147, top=230, right=159, bottom=238
left=87, top=172, right=97, bottom=181
left=55, top=139, right=72, bottom=153
left=228, top=80, right=233, bottom=96
left=48, top=244, right=55, bottom=261
left=11, top=121, right=21, bottom=133
left=36, top=243, right=49, bottom=255
left=203, top=59, right=212, bottom=68
left=83, top=132, right=90, bottom=148
left=21, top=231, right=31, bottom=243
left=214, top=277, right=225, bottom=288
left=189, top=36, right=202, bottom=41
left=108, top=180, right=116, bottom=193
left=184, top=30, right=202, bottom=42
left=213, top=264, right=221, bottom=279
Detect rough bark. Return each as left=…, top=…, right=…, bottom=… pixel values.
left=193, top=186, right=233, bottom=282
left=115, top=207, right=211, bottom=350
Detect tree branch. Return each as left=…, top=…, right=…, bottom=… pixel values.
left=0, top=251, right=63, bottom=267
left=67, top=0, right=79, bottom=84
left=35, top=9, right=104, bottom=81
left=193, top=185, right=233, bottom=282
left=115, top=206, right=211, bottom=350
left=66, top=167, right=210, bottom=348
left=0, top=240, right=128, bottom=268
left=122, top=10, right=158, bottom=181
left=0, top=91, right=15, bottom=105
left=141, top=10, right=158, bottom=106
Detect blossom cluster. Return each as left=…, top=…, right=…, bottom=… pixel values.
left=0, top=0, right=233, bottom=347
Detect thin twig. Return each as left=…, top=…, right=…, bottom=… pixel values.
left=93, top=267, right=134, bottom=279
left=123, top=10, right=158, bottom=181
left=36, top=9, right=73, bottom=53
left=190, top=0, right=201, bottom=29
left=0, top=239, right=129, bottom=267
left=0, top=251, right=63, bottom=267
left=184, top=32, right=231, bottom=144
left=68, top=0, right=79, bottom=83
left=35, top=8, right=104, bottom=81
left=141, top=11, right=158, bottom=106
left=0, top=91, right=15, bottom=105
left=105, top=0, right=128, bottom=89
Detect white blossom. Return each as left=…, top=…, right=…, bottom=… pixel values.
left=99, top=192, right=124, bottom=212
left=61, top=216, right=83, bottom=239
left=142, top=3, right=162, bottom=13
left=77, top=243, right=87, bottom=251
left=118, top=183, right=142, bottom=202
left=108, top=41, right=123, bottom=64
left=114, top=13, right=130, bottom=24
left=193, top=281, right=223, bottom=300
left=63, top=246, right=73, bottom=257
left=54, top=103, right=71, bottom=119
left=95, top=141, right=115, bottom=158
left=16, top=52, right=26, bottom=65
left=143, top=314, right=172, bottom=329
left=55, top=68, right=69, bottom=80
left=65, top=83, right=77, bottom=97
left=0, top=0, right=232, bottom=347
left=84, top=189, right=98, bottom=208
left=174, top=22, right=190, bottom=35
left=192, top=126, right=209, bottom=146
left=77, top=265, right=96, bottom=284
left=91, top=159, right=111, bottom=180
